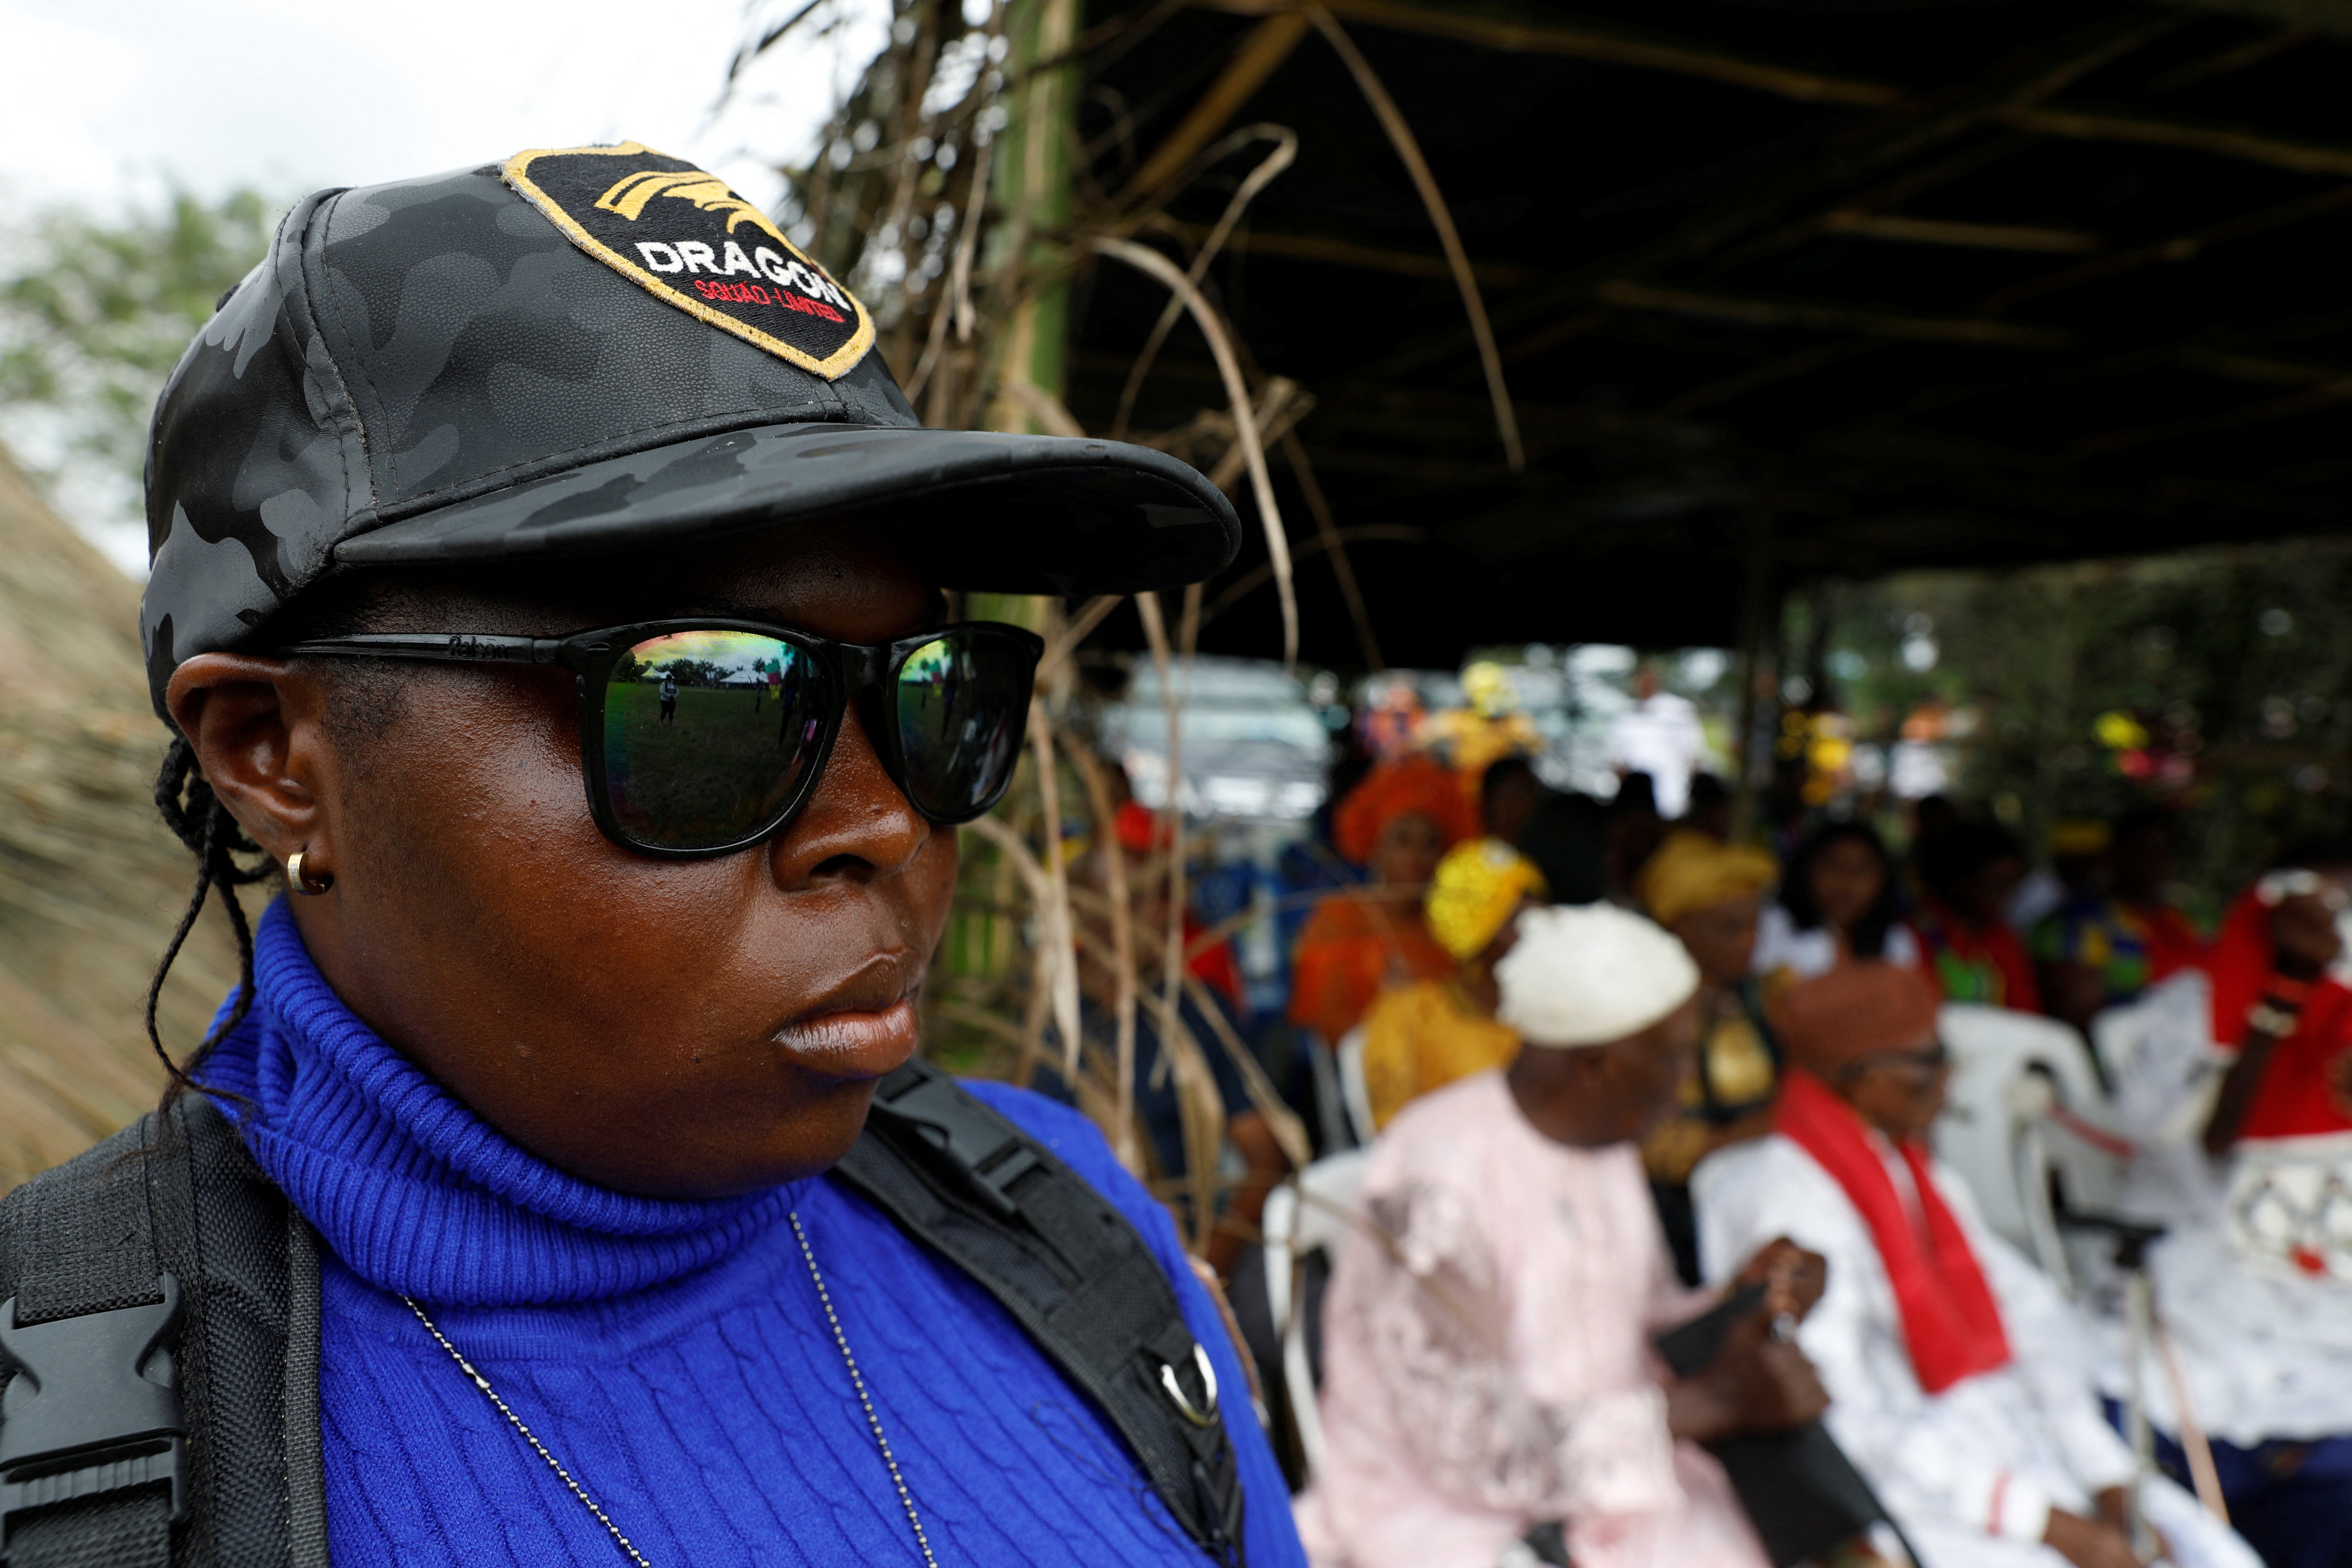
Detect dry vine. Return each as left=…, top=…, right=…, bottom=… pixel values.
left=739, top=0, right=1502, bottom=1247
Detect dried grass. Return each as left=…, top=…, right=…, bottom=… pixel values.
left=0, top=3, right=1498, bottom=1229
left=776, top=0, right=1516, bottom=1242
left=0, top=443, right=239, bottom=1190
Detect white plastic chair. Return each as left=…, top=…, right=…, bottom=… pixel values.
left=1259, top=1149, right=1371, bottom=1484
left=1335, top=1026, right=1377, bottom=1148
left=1300, top=1030, right=1357, bottom=1154
left=1937, top=1002, right=2128, bottom=1295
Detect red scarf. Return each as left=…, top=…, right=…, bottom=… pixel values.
left=1776, top=1069, right=2011, bottom=1393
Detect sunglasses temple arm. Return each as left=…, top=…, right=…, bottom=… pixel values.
left=275, top=634, right=570, bottom=667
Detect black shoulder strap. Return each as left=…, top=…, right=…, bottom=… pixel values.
left=8, top=1069, right=1244, bottom=1566
left=0, top=1097, right=326, bottom=1568
left=834, top=1061, right=1248, bottom=1566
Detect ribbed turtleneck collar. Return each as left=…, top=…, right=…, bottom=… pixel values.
left=198, top=901, right=797, bottom=1306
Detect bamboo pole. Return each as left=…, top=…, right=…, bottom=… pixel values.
left=987, top=0, right=1082, bottom=437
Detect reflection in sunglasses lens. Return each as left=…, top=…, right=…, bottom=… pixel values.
left=603, top=630, right=829, bottom=849
left=897, top=632, right=1029, bottom=821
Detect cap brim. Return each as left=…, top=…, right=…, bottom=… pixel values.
left=333, top=422, right=1240, bottom=595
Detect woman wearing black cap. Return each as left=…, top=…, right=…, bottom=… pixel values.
left=0, top=146, right=1299, bottom=1568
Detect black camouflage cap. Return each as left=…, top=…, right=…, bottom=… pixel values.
left=140, top=142, right=1239, bottom=719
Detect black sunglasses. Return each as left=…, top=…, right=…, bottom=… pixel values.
left=1837, top=1041, right=1952, bottom=1081
left=281, top=619, right=1043, bottom=858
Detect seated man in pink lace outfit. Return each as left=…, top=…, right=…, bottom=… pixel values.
left=1296, top=904, right=1830, bottom=1568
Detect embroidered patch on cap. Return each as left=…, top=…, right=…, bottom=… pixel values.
left=503, top=141, right=875, bottom=380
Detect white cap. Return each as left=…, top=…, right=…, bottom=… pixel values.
left=1495, top=903, right=1700, bottom=1049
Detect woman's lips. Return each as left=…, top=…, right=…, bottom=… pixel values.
left=771, top=997, right=919, bottom=1078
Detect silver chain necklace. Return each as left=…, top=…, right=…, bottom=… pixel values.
left=404, top=1209, right=940, bottom=1568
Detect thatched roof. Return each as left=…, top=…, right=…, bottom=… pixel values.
left=1068, top=0, right=2352, bottom=664
left=0, top=445, right=237, bottom=1189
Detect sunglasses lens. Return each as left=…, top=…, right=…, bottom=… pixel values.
left=602, top=630, right=830, bottom=850
left=895, top=630, right=1036, bottom=821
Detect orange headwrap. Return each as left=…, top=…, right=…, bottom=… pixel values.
left=1772, top=961, right=1941, bottom=1074
left=1332, top=756, right=1478, bottom=867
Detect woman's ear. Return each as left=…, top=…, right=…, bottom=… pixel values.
left=166, top=654, right=340, bottom=870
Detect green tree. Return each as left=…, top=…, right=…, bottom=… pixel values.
left=659, top=657, right=732, bottom=687
left=1818, top=541, right=2352, bottom=919
left=0, top=188, right=279, bottom=526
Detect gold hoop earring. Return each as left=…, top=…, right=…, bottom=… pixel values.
left=286, top=849, right=335, bottom=896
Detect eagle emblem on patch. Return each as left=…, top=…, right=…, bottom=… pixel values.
left=503, top=142, right=874, bottom=380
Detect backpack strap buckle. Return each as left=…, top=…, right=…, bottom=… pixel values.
left=865, top=1064, right=1044, bottom=1220
left=0, top=1274, right=189, bottom=1548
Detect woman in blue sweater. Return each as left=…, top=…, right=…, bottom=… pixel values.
left=3, top=146, right=1302, bottom=1568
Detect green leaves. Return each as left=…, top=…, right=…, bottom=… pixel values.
left=0, top=188, right=278, bottom=522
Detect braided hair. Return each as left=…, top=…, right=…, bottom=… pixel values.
left=141, top=563, right=497, bottom=1101
left=147, top=734, right=277, bottom=1101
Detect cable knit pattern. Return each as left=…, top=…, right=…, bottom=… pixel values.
left=199, top=902, right=1304, bottom=1568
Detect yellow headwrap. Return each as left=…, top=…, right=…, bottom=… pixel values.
left=1426, top=838, right=1549, bottom=961
left=2049, top=818, right=2112, bottom=858
left=1636, top=829, right=1778, bottom=929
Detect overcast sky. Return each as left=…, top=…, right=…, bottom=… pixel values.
left=0, top=0, right=887, bottom=211
left=2, top=0, right=890, bottom=569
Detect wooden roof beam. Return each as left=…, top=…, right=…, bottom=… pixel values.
left=1355, top=14, right=2176, bottom=383
left=1593, top=281, right=2077, bottom=348
left=1150, top=218, right=1538, bottom=284
left=1658, top=340, right=1885, bottom=417
left=1698, top=135, right=2043, bottom=277
left=2068, top=375, right=2352, bottom=457
left=2145, top=24, right=2315, bottom=93
left=2173, top=345, right=2352, bottom=386
left=1996, top=104, right=2352, bottom=178
left=1819, top=210, right=2102, bottom=252
left=1980, top=179, right=2352, bottom=312
left=1192, top=0, right=2352, bottom=195
left=1191, top=0, right=1904, bottom=107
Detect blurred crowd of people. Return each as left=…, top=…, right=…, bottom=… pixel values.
left=1077, top=669, right=2352, bottom=1568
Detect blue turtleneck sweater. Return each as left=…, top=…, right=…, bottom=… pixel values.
left=200, top=903, right=1303, bottom=1567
